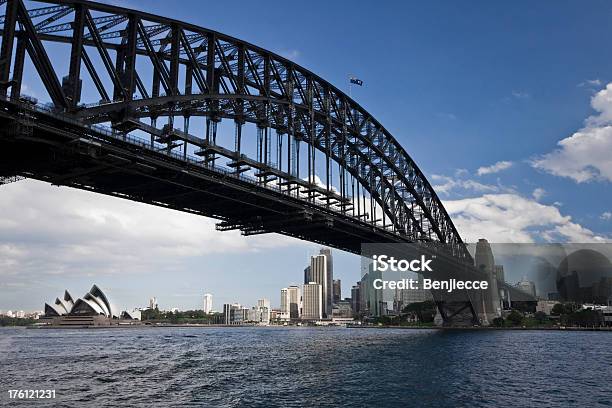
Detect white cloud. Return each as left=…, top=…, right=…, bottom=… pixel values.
left=0, top=180, right=299, bottom=280
left=431, top=174, right=499, bottom=196
left=511, top=90, right=530, bottom=99
left=476, top=161, right=513, bottom=176
left=601, top=211, right=612, bottom=221
left=532, top=187, right=546, bottom=201
left=578, top=79, right=602, bottom=87
left=531, top=83, right=612, bottom=183
left=454, top=168, right=469, bottom=177
left=444, top=193, right=607, bottom=243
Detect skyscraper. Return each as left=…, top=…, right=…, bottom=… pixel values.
left=303, top=265, right=312, bottom=284
left=302, top=282, right=322, bottom=320
left=287, top=285, right=301, bottom=319
left=203, top=293, right=213, bottom=314
left=351, top=284, right=361, bottom=315
left=333, top=279, right=341, bottom=304
left=280, top=288, right=290, bottom=320
left=148, top=297, right=158, bottom=310
left=320, top=248, right=334, bottom=316
left=310, top=250, right=333, bottom=318
left=360, top=264, right=384, bottom=317
left=310, top=254, right=328, bottom=317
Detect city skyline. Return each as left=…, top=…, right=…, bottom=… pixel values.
left=3, top=242, right=610, bottom=313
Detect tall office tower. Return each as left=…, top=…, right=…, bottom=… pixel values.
left=474, top=238, right=501, bottom=319
left=280, top=288, right=290, bottom=320
left=360, top=264, right=384, bottom=317
left=302, top=282, right=322, bottom=320
left=149, top=296, right=158, bottom=310
left=351, top=284, right=361, bottom=315
left=203, top=293, right=213, bottom=313
left=310, top=254, right=328, bottom=317
left=287, top=285, right=301, bottom=318
left=494, top=265, right=505, bottom=283
left=257, top=298, right=271, bottom=324
left=303, top=265, right=312, bottom=284
left=311, top=252, right=332, bottom=317
left=333, top=279, right=341, bottom=304
left=359, top=277, right=368, bottom=316
left=320, top=248, right=334, bottom=316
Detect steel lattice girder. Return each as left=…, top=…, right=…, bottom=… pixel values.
left=0, top=0, right=471, bottom=263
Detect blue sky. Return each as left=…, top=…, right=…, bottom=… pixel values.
left=1, top=0, right=611, bottom=312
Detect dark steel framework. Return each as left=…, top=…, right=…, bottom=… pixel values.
left=0, top=0, right=471, bottom=263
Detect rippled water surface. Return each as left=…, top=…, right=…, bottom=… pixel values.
left=1, top=327, right=611, bottom=407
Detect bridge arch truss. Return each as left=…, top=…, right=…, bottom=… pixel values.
left=0, top=0, right=471, bottom=262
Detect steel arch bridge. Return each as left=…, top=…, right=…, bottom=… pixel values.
left=0, top=0, right=529, bottom=325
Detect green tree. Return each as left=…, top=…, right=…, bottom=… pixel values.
left=534, top=311, right=547, bottom=324
left=552, top=302, right=580, bottom=316
left=565, top=309, right=601, bottom=327
left=506, top=310, right=524, bottom=326
left=492, top=317, right=505, bottom=327
left=550, top=303, right=564, bottom=316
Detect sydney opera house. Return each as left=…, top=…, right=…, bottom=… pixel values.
left=43, top=284, right=134, bottom=326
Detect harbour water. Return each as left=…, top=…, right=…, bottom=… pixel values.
left=0, top=327, right=610, bottom=407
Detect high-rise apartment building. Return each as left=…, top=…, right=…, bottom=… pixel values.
left=302, top=282, right=322, bottom=320
left=203, top=293, right=213, bottom=314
